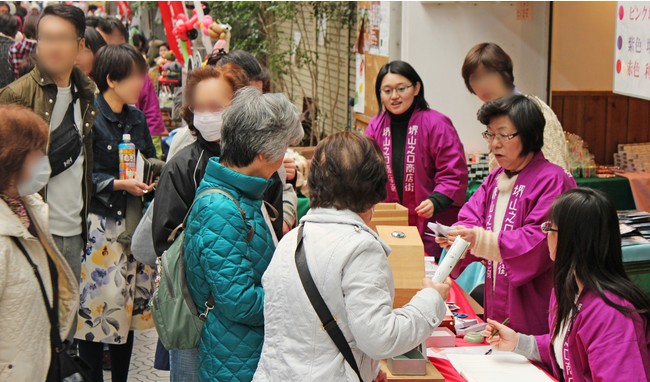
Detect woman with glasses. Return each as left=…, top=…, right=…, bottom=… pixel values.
left=438, top=94, right=576, bottom=336
left=482, top=188, right=650, bottom=381
left=462, top=42, right=569, bottom=170
left=365, top=61, right=468, bottom=258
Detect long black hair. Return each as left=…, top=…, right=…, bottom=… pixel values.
left=550, top=188, right=650, bottom=340
left=375, top=60, right=429, bottom=113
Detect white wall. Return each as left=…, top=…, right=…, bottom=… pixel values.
left=401, top=2, right=550, bottom=154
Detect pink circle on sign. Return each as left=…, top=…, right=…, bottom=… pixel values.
left=616, top=59, right=622, bottom=74
left=619, top=5, right=624, bottom=20
left=618, top=36, right=623, bottom=50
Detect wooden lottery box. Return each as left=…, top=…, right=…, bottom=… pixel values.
left=377, top=225, right=425, bottom=308
left=369, top=203, right=409, bottom=232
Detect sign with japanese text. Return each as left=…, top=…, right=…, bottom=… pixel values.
left=614, top=2, right=650, bottom=100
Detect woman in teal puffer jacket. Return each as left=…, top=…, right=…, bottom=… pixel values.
left=183, top=86, right=304, bottom=382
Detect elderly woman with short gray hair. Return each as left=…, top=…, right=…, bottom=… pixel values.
left=183, top=86, right=304, bottom=382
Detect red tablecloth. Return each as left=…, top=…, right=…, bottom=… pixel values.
left=428, top=281, right=481, bottom=382
left=428, top=281, right=558, bottom=382
left=619, top=171, right=650, bottom=212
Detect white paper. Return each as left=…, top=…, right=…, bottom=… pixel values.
left=378, top=1, right=390, bottom=56
left=136, top=151, right=145, bottom=183
left=614, top=2, right=650, bottom=101
left=447, top=353, right=554, bottom=382
left=432, top=237, right=469, bottom=282
left=427, top=345, right=491, bottom=360
left=427, top=221, right=453, bottom=238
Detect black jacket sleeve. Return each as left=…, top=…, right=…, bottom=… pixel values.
left=263, top=172, right=284, bottom=240
left=152, top=158, right=196, bottom=256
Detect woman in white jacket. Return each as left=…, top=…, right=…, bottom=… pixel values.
left=254, top=132, right=451, bottom=382
left=0, top=105, right=79, bottom=381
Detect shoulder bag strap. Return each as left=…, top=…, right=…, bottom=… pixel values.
left=167, top=188, right=255, bottom=243
left=185, top=187, right=255, bottom=315
left=10, top=236, right=65, bottom=350
left=294, top=224, right=363, bottom=382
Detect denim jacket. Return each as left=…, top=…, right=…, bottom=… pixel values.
left=91, top=93, right=156, bottom=220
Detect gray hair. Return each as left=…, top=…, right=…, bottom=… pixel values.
left=220, top=87, right=304, bottom=167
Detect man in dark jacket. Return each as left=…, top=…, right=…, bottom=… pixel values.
left=0, top=4, right=97, bottom=291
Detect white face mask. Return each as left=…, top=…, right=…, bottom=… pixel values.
left=193, top=111, right=224, bottom=142
left=17, top=156, right=51, bottom=196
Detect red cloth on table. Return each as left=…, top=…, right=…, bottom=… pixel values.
left=428, top=280, right=558, bottom=381
left=619, top=171, right=650, bottom=212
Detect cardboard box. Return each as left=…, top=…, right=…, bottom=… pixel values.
left=380, top=359, right=444, bottom=382
left=426, top=327, right=456, bottom=348
left=377, top=226, right=425, bottom=308
left=369, top=203, right=409, bottom=232
left=387, top=348, right=428, bottom=376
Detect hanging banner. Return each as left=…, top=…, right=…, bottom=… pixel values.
left=614, top=2, right=650, bottom=100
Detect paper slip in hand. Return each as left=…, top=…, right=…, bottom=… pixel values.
left=135, top=151, right=155, bottom=185
left=427, top=222, right=452, bottom=238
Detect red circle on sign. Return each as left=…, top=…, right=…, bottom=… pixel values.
left=616, top=59, right=622, bottom=74
left=619, top=5, right=624, bottom=20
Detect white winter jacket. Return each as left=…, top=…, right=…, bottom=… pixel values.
left=0, top=194, right=79, bottom=381
left=253, top=208, right=446, bottom=382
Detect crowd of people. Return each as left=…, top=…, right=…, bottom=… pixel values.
left=0, top=2, right=648, bottom=382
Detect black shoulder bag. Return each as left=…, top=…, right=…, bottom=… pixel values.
left=48, top=84, right=82, bottom=177
left=294, top=224, right=364, bottom=382
left=11, top=237, right=92, bottom=382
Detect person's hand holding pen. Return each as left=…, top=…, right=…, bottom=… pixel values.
left=481, top=318, right=519, bottom=352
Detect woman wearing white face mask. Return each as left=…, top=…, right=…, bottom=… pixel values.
left=152, top=63, right=250, bottom=381
left=0, top=105, right=80, bottom=381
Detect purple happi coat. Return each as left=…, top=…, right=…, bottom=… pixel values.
left=454, top=152, right=576, bottom=335
left=535, top=289, right=650, bottom=381
left=365, top=108, right=468, bottom=257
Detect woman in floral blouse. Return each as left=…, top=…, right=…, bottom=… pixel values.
left=76, top=44, right=158, bottom=382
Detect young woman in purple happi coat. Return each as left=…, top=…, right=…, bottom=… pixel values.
left=365, top=61, right=468, bottom=258
left=483, top=188, right=650, bottom=382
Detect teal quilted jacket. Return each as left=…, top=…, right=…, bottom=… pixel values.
left=184, top=157, right=275, bottom=382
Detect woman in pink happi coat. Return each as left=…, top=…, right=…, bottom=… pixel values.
left=439, top=95, right=576, bottom=335
left=365, top=61, right=468, bottom=258
left=483, top=188, right=650, bottom=382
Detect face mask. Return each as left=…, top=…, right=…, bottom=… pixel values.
left=17, top=156, right=51, bottom=196
left=193, top=111, right=224, bottom=142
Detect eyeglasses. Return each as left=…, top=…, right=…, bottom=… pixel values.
left=380, top=84, right=414, bottom=96
left=541, top=221, right=558, bottom=233
left=482, top=130, right=520, bottom=142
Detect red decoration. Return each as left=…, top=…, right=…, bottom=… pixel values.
left=158, top=1, right=184, bottom=64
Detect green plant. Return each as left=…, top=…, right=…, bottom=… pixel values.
left=207, top=2, right=294, bottom=81
left=207, top=1, right=355, bottom=145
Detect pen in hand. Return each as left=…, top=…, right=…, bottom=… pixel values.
left=484, top=317, right=510, bottom=355
left=489, top=317, right=510, bottom=339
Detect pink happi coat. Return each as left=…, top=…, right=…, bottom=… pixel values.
left=535, top=289, right=650, bottom=381
left=454, top=152, right=576, bottom=335
left=365, top=108, right=468, bottom=257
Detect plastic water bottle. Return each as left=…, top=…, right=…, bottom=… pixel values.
left=118, top=134, right=136, bottom=180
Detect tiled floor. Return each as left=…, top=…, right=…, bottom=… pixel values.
left=103, top=329, right=169, bottom=382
